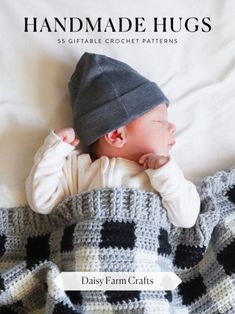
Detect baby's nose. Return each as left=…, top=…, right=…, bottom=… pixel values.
left=169, top=122, right=176, bottom=134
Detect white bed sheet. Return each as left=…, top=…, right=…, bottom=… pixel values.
left=0, top=0, right=235, bottom=207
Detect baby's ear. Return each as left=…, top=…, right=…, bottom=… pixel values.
left=104, top=127, right=126, bottom=148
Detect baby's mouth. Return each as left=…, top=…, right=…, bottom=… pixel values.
left=168, top=141, right=176, bottom=147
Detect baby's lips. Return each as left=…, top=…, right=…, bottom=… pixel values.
left=169, top=141, right=176, bottom=146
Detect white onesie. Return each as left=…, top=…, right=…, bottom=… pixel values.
left=25, top=131, right=200, bottom=228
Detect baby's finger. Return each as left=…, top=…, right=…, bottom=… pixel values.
left=153, top=159, right=161, bottom=169
left=153, top=157, right=169, bottom=169
left=63, top=136, right=72, bottom=144
left=71, top=139, right=80, bottom=147
left=66, top=129, right=76, bottom=142
left=139, top=153, right=155, bottom=164
left=149, top=158, right=157, bottom=169
left=143, top=160, right=148, bottom=170
left=143, top=156, right=155, bottom=168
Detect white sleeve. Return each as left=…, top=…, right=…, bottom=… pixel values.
left=145, top=157, right=200, bottom=228
left=25, top=130, right=76, bottom=214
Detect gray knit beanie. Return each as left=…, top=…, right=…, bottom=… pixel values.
left=68, top=52, right=169, bottom=146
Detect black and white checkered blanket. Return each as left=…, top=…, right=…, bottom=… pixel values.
left=0, top=168, right=234, bottom=314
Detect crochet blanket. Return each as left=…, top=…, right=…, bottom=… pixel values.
left=0, top=168, right=234, bottom=314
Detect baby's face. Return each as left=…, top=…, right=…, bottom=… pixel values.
left=126, top=103, right=176, bottom=157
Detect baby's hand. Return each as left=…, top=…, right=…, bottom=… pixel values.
left=139, top=153, right=169, bottom=170
left=54, top=128, right=80, bottom=147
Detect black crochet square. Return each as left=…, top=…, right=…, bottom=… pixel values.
left=0, top=301, right=23, bottom=313
left=61, top=224, right=76, bottom=252
left=217, top=238, right=235, bottom=276
left=226, top=185, right=235, bottom=204
left=100, top=221, right=136, bottom=249
left=0, top=306, right=19, bottom=314
left=25, top=234, right=50, bottom=270
left=0, top=235, right=6, bottom=257
left=174, top=244, right=205, bottom=269
left=157, top=228, right=171, bottom=255
left=65, top=290, right=83, bottom=305
left=53, top=301, right=78, bottom=313
left=178, top=275, right=207, bottom=305
left=0, top=275, right=5, bottom=291
left=105, top=290, right=140, bottom=304
left=164, top=291, right=172, bottom=302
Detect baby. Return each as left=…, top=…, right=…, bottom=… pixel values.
left=25, top=52, right=200, bottom=228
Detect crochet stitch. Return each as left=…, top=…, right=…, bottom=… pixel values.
left=0, top=168, right=235, bottom=313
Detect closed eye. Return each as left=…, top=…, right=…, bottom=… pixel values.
left=151, top=120, right=169, bottom=126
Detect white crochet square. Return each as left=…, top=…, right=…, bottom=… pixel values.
left=209, top=277, right=235, bottom=312
left=75, top=247, right=101, bottom=272
left=134, top=249, right=161, bottom=272
left=141, top=299, right=171, bottom=314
